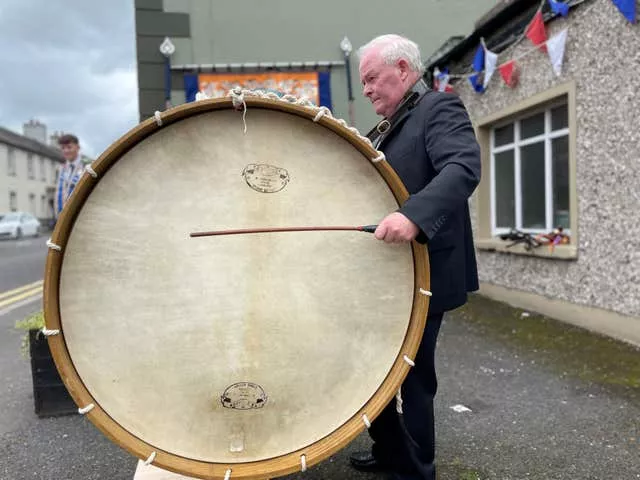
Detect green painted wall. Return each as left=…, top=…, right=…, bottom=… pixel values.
left=137, top=0, right=497, bottom=129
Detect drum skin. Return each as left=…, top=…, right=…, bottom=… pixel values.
left=43, top=97, right=430, bottom=479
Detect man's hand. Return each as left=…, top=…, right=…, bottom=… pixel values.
left=374, top=212, right=419, bottom=244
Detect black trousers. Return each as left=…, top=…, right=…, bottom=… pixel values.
left=369, top=313, right=444, bottom=480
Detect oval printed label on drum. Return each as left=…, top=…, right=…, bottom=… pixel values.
left=242, top=164, right=290, bottom=193
left=221, top=382, right=268, bottom=410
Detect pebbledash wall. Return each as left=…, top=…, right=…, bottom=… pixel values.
left=449, top=0, right=639, bottom=342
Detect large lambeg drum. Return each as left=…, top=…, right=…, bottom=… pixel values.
left=43, top=93, right=430, bottom=479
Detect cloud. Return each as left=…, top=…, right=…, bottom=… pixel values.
left=0, top=0, right=139, bottom=158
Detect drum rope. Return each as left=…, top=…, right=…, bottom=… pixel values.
left=46, top=239, right=61, bottom=251
left=197, top=88, right=386, bottom=165
left=78, top=403, right=95, bottom=415
left=143, top=451, right=156, bottom=466
left=371, top=152, right=386, bottom=163
left=85, top=165, right=98, bottom=178
left=403, top=355, right=416, bottom=367
left=41, top=327, right=60, bottom=336
left=362, top=414, right=371, bottom=428
left=224, top=468, right=232, bottom=480
left=395, top=388, right=404, bottom=414
left=154, top=111, right=163, bottom=126
left=419, top=288, right=432, bottom=297
left=230, top=87, right=248, bottom=134
left=300, top=454, right=307, bottom=472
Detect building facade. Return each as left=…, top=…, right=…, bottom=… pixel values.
left=0, top=121, right=64, bottom=221
left=428, top=0, right=639, bottom=344
left=134, top=0, right=498, bottom=129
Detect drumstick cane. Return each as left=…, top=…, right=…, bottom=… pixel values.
left=189, top=225, right=378, bottom=238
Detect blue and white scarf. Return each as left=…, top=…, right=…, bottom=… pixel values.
left=55, top=157, right=84, bottom=217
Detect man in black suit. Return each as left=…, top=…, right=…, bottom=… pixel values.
left=349, top=34, right=481, bottom=480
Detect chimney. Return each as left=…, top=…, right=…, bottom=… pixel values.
left=23, top=119, right=47, bottom=144
left=49, top=130, right=66, bottom=148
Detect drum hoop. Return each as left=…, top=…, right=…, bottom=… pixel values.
left=43, top=97, right=430, bottom=479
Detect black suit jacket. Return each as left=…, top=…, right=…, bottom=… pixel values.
left=379, top=89, right=481, bottom=314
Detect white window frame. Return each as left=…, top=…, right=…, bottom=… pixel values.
left=490, top=106, right=570, bottom=237
left=27, top=153, right=35, bottom=179
left=7, top=148, right=16, bottom=176
left=9, top=191, right=17, bottom=211
left=40, top=156, right=46, bottom=181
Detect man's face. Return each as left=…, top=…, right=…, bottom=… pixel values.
left=60, top=142, right=80, bottom=162
left=359, top=48, right=412, bottom=118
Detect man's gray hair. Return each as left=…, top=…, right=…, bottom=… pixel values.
left=357, top=34, right=425, bottom=75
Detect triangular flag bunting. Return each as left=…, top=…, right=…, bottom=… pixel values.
left=472, top=45, right=485, bottom=72
left=548, top=0, right=570, bottom=17
left=525, top=10, right=548, bottom=52
left=483, top=45, right=499, bottom=89
left=433, top=67, right=454, bottom=93
left=547, top=29, right=568, bottom=77
left=611, top=0, right=636, bottom=23
left=469, top=45, right=485, bottom=93
left=469, top=74, right=485, bottom=93
left=499, top=61, right=519, bottom=87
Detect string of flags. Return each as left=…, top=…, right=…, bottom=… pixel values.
left=433, top=0, right=637, bottom=94
left=612, top=0, right=637, bottom=22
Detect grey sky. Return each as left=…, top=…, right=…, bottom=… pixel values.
left=0, top=0, right=138, bottom=158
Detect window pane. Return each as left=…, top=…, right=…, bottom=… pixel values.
left=520, top=142, right=546, bottom=229
left=520, top=112, right=545, bottom=139
left=552, top=136, right=570, bottom=229
left=494, top=124, right=514, bottom=147
left=551, top=104, right=568, bottom=130
left=494, top=150, right=515, bottom=228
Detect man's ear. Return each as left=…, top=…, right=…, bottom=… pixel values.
left=397, top=59, right=411, bottom=81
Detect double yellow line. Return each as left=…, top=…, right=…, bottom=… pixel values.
left=0, top=280, right=43, bottom=309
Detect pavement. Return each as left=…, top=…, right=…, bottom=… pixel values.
left=0, top=235, right=638, bottom=480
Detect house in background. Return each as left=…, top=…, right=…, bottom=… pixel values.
left=427, top=0, right=639, bottom=345
left=0, top=120, right=64, bottom=222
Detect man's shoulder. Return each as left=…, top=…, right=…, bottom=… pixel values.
left=420, top=89, right=462, bottom=109
left=416, top=90, right=471, bottom=125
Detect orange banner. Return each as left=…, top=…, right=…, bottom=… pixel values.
left=198, top=72, right=320, bottom=104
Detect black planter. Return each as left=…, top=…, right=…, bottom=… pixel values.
left=29, top=329, right=78, bottom=417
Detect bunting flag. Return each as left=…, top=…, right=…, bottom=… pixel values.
left=499, top=60, right=519, bottom=87
left=548, top=0, right=570, bottom=17
left=472, top=44, right=485, bottom=71
left=433, top=67, right=455, bottom=92
left=438, top=0, right=636, bottom=95
left=184, top=74, right=199, bottom=102
left=611, top=0, right=636, bottom=23
left=469, top=45, right=486, bottom=93
left=483, top=46, right=499, bottom=89
left=547, top=29, right=569, bottom=76
left=525, top=10, right=548, bottom=52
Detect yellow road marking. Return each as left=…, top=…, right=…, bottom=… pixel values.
left=0, top=286, right=43, bottom=309
left=0, top=280, right=43, bottom=301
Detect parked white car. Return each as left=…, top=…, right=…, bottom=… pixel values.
left=0, top=212, right=41, bottom=239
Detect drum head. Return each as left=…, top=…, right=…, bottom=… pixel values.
left=44, top=97, right=430, bottom=479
